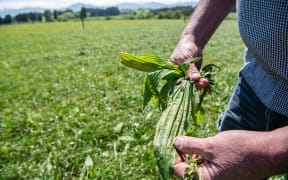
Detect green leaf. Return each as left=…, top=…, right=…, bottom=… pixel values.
left=158, top=78, right=178, bottom=110
left=143, top=71, right=162, bottom=109
left=137, top=54, right=166, bottom=64
left=137, top=54, right=178, bottom=71
left=196, top=108, right=205, bottom=125
left=179, top=57, right=202, bottom=74
left=143, top=76, right=154, bottom=109
left=120, top=53, right=175, bottom=72
left=190, top=57, right=202, bottom=64
left=198, top=64, right=220, bottom=105
left=143, top=69, right=182, bottom=110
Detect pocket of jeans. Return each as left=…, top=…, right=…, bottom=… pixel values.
left=217, top=113, right=224, bottom=131
left=265, top=108, right=288, bottom=130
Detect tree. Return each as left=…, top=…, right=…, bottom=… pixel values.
left=105, top=7, right=120, bottom=16
left=14, top=12, right=42, bottom=23
left=44, top=10, right=53, bottom=22
left=58, top=12, right=75, bottom=22
left=88, top=8, right=105, bottom=17
left=53, top=10, right=58, bottom=21
left=30, top=13, right=37, bottom=22
left=80, top=7, right=86, bottom=28
left=4, top=15, right=12, bottom=24
left=15, top=13, right=29, bottom=22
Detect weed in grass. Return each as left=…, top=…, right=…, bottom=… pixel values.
left=0, top=19, right=242, bottom=179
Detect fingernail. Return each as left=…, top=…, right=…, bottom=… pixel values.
left=174, top=136, right=184, bottom=149
left=190, top=72, right=201, bottom=80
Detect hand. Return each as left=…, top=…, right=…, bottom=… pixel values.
left=173, top=130, right=279, bottom=180
left=170, top=35, right=208, bottom=88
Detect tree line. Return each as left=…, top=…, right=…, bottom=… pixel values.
left=0, top=6, right=196, bottom=25
left=0, top=6, right=121, bottom=24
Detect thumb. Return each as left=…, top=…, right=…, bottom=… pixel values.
left=187, top=63, right=201, bottom=81
left=173, top=136, right=210, bottom=159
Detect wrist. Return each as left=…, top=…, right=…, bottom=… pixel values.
left=266, top=126, right=288, bottom=174
left=170, top=35, right=203, bottom=65
left=249, top=127, right=288, bottom=178
left=180, top=34, right=205, bottom=52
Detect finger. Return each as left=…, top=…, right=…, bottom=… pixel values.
left=174, top=162, right=202, bottom=180
left=175, top=155, right=185, bottom=164
left=191, top=154, right=205, bottom=165
left=173, top=136, right=209, bottom=159
left=173, top=162, right=190, bottom=178
left=192, top=154, right=202, bottom=159
left=187, top=64, right=201, bottom=81
left=195, top=78, right=209, bottom=89
left=192, top=154, right=203, bottom=162
left=175, top=148, right=187, bottom=162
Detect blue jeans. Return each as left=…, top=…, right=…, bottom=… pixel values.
left=217, top=73, right=288, bottom=131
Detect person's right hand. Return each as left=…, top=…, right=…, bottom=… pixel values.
left=170, top=35, right=208, bottom=89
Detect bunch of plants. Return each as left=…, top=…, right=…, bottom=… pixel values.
left=120, top=52, right=219, bottom=179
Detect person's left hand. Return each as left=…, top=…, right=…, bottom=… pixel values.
left=173, top=130, right=276, bottom=180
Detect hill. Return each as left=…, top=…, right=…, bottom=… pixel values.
left=0, top=1, right=198, bottom=17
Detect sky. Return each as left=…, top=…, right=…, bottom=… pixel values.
left=0, top=0, right=194, bottom=9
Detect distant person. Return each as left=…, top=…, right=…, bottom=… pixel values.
left=170, top=0, right=288, bottom=179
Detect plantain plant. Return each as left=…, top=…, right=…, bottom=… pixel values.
left=120, top=52, right=219, bottom=179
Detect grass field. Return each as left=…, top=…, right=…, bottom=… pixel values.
left=0, top=18, right=244, bottom=179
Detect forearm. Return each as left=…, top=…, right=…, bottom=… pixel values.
left=181, top=0, right=236, bottom=49
left=250, top=126, right=288, bottom=178
left=265, top=126, right=288, bottom=175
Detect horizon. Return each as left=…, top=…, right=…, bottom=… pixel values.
left=0, top=0, right=198, bottom=10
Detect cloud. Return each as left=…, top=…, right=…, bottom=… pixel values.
left=0, top=0, right=190, bottom=10
left=0, top=1, right=69, bottom=9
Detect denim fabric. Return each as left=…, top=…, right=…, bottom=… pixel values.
left=217, top=73, right=288, bottom=132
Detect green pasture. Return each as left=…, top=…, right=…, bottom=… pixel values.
left=0, top=18, right=244, bottom=179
